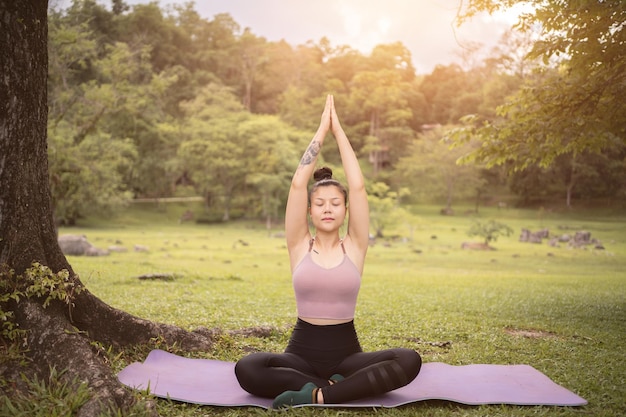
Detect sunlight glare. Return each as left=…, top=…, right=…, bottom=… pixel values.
left=344, top=13, right=362, bottom=37
left=336, top=1, right=393, bottom=53
left=378, top=16, right=391, bottom=35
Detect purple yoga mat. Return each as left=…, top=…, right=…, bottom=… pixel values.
left=118, top=350, right=587, bottom=409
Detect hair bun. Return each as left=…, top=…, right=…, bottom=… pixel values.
left=313, top=167, right=333, bottom=182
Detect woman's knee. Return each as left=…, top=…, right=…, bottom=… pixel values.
left=396, top=348, right=422, bottom=381
left=234, top=353, right=265, bottom=391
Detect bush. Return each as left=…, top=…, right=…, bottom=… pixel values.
left=467, top=219, right=513, bottom=245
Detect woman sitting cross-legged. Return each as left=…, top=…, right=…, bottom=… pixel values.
left=234, top=94, right=422, bottom=408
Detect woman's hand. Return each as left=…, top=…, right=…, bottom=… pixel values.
left=329, top=95, right=344, bottom=136
left=317, top=94, right=332, bottom=136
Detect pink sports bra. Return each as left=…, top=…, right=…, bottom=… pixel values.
left=292, top=239, right=361, bottom=320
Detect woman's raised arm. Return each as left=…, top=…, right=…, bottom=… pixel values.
left=285, top=95, right=332, bottom=261
left=329, top=96, right=370, bottom=254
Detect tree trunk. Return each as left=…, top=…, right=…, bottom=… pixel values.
left=565, top=156, right=577, bottom=208
left=445, top=176, right=454, bottom=211
left=369, top=109, right=382, bottom=176
left=0, top=2, right=213, bottom=415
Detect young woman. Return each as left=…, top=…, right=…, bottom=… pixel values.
left=234, top=95, right=421, bottom=408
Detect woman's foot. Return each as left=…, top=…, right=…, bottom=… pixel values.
left=272, top=382, right=319, bottom=409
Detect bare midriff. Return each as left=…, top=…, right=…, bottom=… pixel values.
left=299, top=317, right=353, bottom=326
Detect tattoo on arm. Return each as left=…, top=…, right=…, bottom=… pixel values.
left=300, top=141, right=321, bottom=166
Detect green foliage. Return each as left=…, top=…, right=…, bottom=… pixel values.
left=47, top=12, right=176, bottom=222
left=467, top=219, right=514, bottom=245
left=0, top=282, right=24, bottom=349
left=509, top=148, right=626, bottom=206
left=49, top=127, right=137, bottom=224
left=420, top=64, right=472, bottom=124
left=46, top=0, right=626, bottom=226
left=348, top=67, right=417, bottom=173
left=278, top=86, right=325, bottom=131
left=367, top=182, right=412, bottom=237
left=453, top=0, right=626, bottom=170
left=175, top=83, right=249, bottom=220
left=0, top=263, right=82, bottom=347
left=21, top=263, right=83, bottom=309
left=174, top=83, right=306, bottom=222
left=394, top=129, right=487, bottom=209
left=240, top=115, right=302, bottom=223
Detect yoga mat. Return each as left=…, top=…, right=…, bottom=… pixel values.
left=118, top=350, right=587, bottom=409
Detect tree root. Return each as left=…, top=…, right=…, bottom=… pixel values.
left=71, top=288, right=214, bottom=350
left=5, top=288, right=216, bottom=416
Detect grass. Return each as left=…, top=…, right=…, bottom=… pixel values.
left=1, top=368, right=91, bottom=417
left=52, top=202, right=626, bottom=415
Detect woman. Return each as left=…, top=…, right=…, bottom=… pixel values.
left=234, top=95, right=421, bottom=408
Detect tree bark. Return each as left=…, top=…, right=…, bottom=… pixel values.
left=0, top=0, right=62, bottom=274
left=0, top=2, right=213, bottom=415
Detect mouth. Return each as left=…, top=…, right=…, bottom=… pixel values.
left=322, top=217, right=334, bottom=221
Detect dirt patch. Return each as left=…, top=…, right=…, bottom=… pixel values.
left=461, top=242, right=495, bottom=250
left=505, top=327, right=558, bottom=339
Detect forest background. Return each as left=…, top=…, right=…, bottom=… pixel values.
left=47, top=0, right=626, bottom=231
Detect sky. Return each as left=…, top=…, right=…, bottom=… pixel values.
left=55, top=0, right=523, bottom=74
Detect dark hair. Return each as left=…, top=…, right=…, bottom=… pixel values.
left=309, top=167, right=348, bottom=204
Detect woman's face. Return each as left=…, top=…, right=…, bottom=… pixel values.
left=309, top=185, right=347, bottom=233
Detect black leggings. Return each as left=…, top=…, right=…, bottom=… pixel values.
left=234, top=319, right=422, bottom=404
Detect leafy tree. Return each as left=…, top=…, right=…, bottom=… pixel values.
left=272, top=41, right=332, bottom=123
left=349, top=68, right=414, bottom=175
left=203, top=13, right=242, bottom=85
left=48, top=13, right=141, bottom=222
left=367, top=42, right=416, bottom=82
left=467, top=219, right=513, bottom=245
left=47, top=12, right=178, bottom=218
left=419, top=64, right=467, bottom=124
left=236, top=28, right=268, bottom=111
left=153, top=4, right=222, bottom=115
left=452, top=0, right=626, bottom=170
left=254, top=40, right=298, bottom=114
left=394, top=129, right=487, bottom=213
left=49, top=128, right=136, bottom=225
left=476, top=70, right=521, bottom=120
left=47, top=6, right=98, bottom=127
left=176, top=83, right=250, bottom=220
left=117, top=2, right=184, bottom=72
left=509, top=147, right=626, bottom=207
left=278, top=86, right=325, bottom=131
left=367, top=182, right=411, bottom=238
left=167, top=1, right=212, bottom=72
left=73, top=0, right=120, bottom=40
left=240, top=115, right=302, bottom=227
left=96, top=44, right=181, bottom=198
left=405, top=79, right=430, bottom=132
left=486, top=29, right=537, bottom=79
left=322, top=40, right=367, bottom=86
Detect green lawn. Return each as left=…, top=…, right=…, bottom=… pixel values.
left=62, top=203, right=626, bottom=416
